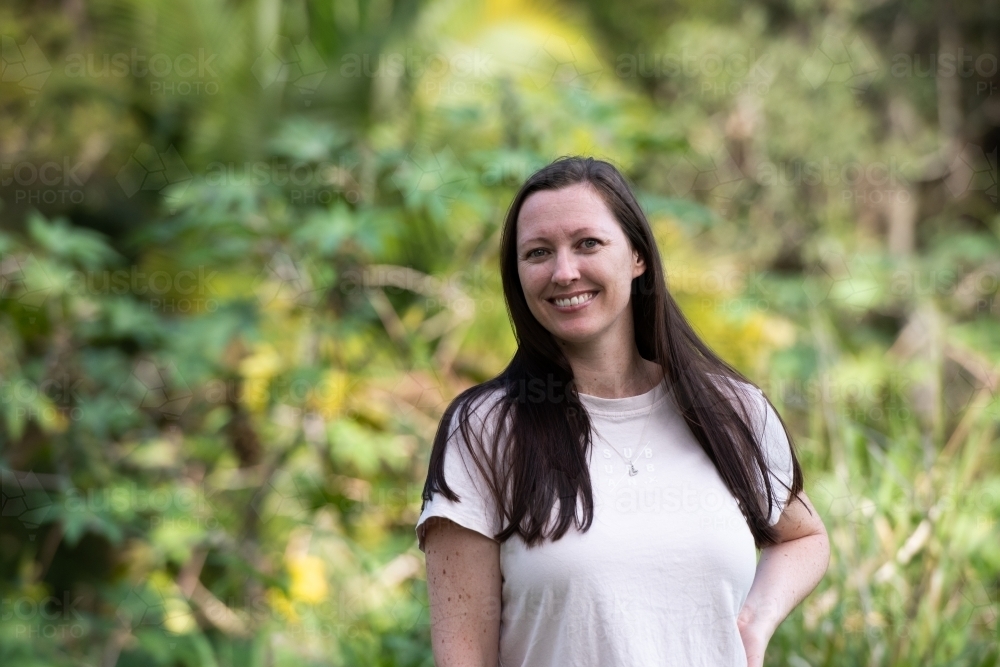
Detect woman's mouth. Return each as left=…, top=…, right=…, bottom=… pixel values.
left=548, top=291, right=599, bottom=311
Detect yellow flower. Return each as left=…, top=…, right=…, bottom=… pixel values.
left=239, top=343, right=284, bottom=412
left=267, top=587, right=299, bottom=623
left=287, top=554, right=329, bottom=604
left=239, top=343, right=283, bottom=380
left=162, top=598, right=197, bottom=635
left=308, top=370, right=351, bottom=418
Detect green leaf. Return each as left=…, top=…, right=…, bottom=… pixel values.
left=26, top=212, right=122, bottom=269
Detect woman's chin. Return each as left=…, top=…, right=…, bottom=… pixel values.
left=549, top=323, right=600, bottom=345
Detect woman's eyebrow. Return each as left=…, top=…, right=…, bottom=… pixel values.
left=518, top=227, right=605, bottom=247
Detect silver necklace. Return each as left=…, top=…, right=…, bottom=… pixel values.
left=591, top=377, right=659, bottom=477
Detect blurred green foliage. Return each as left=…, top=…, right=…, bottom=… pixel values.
left=1, top=0, right=998, bottom=665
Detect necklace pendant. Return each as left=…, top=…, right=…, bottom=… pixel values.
left=628, top=464, right=638, bottom=476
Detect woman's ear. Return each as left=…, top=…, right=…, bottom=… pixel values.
left=632, top=250, right=646, bottom=278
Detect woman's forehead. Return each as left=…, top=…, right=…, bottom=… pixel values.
left=516, top=185, right=618, bottom=242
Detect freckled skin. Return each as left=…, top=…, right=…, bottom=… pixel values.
left=738, top=491, right=830, bottom=667
left=424, top=516, right=501, bottom=666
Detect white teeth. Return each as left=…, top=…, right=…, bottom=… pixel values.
left=554, top=292, right=596, bottom=307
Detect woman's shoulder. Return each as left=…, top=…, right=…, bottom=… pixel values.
left=702, top=372, right=773, bottom=428
left=443, top=381, right=511, bottom=446
left=448, top=380, right=508, bottom=419
left=704, top=372, right=763, bottom=396
left=699, top=372, right=765, bottom=408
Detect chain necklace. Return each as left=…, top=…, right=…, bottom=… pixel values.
left=591, top=375, right=660, bottom=477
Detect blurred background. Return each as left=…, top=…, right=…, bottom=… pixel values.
left=1, top=0, right=998, bottom=665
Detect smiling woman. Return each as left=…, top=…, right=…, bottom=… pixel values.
left=416, top=156, right=830, bottom=667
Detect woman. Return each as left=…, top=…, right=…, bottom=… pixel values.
left=415, top=156, right=829, bottom=666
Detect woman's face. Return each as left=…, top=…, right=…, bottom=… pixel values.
left=515, top=182, right=645, bottom=348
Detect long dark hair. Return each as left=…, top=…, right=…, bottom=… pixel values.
left=420, top=156, right=805, bottom=549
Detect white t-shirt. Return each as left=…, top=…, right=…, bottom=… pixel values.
left=415, top=376, right=795, bottom=667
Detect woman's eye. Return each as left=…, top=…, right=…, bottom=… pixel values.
left=527, top=248, right=546, bottom=259
left=581, top=238, right=599, bottom=249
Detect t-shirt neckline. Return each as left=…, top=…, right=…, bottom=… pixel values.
left=578, top=379, right=674, bottom=416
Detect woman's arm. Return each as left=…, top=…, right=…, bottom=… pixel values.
left=423, top=516, right=502, bottom=667
left=737, top=490, right=831, bottom=667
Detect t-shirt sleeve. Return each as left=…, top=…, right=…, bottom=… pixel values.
left=415, top=404, right=502, bottom=553
left=709, top=375, right=796, bottom=526
left=749, top=387, right=795, bottom=526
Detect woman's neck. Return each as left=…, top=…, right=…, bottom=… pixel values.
left=568, top=354, right=663, bottom=399
left=552, top=312, right=664, bottom=399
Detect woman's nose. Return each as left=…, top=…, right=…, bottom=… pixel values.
left=551, top=250, right=580, bottom=284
